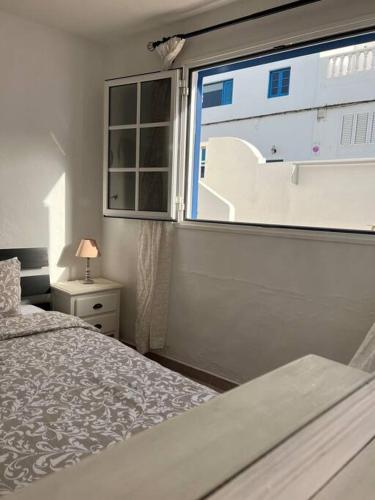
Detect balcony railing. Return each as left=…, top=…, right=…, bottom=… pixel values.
left=327, top=49, right=375, bottom=78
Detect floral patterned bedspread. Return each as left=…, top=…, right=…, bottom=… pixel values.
left=0, top=312, right=217, bottom=496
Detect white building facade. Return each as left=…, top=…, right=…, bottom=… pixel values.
left=200, top=42, right=375, bottom=162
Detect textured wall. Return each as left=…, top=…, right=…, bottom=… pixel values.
left=0, top=11, right=104, bottom=281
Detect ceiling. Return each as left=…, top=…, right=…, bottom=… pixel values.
left=0, top=0, right=240, bottom=45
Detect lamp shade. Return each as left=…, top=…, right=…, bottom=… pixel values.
left=75, top=239, right=101, bottom=258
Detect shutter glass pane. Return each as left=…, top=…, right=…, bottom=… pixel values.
left=140, top=79, right=171, bottom=123
left=281, top=69, right=290, bottom=94
left=270, top=72, right=279, bottom=96
left=341, top=114, right=354, bottom=145
left=109, top=84, right=137, bottom=126
left=108, top=172, right=136, bottom=210
left=108, top=129, right=136, bottom=168
left=139, top=127, right=170, bottom=168
left=139, top=172, right=168, bottom=212
left=354, top=113, right=369, bottom=144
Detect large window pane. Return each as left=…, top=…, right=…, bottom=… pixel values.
left=140, top=127, right=170, bottom=168
left=108, top=129, right=136, bottom=169
left=190, top=35, right=375, bottom=232
left=139, top=172, right=168, bottom=212
left=140, top=79, right=171, bottom=123
left=108, top=172, right=135, bottom=210
left=109, top=84, right=137, bottom=126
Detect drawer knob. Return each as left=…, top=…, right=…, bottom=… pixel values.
left=93, top=303, right=103, bottom=310
left=95, top=324, right=102, bottom=329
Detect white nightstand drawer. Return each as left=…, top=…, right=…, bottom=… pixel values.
left=84, top=313, right=117, bottom=335
left=51, top=278, right=122, bottom=340
left=75, top=293, right=117, bottom=317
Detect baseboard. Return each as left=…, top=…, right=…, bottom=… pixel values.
left=121, top=340, right=238, bottom=392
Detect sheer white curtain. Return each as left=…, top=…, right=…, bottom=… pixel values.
left=135, top=221, right=174, bottom=354
left=350, top=322, right=375, bottom=372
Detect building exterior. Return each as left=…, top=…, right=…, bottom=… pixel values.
left=196, top=42, right=375, bottom=229
left=200, top=42, right=375, bottom=163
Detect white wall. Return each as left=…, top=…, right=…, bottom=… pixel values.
left=198, top=137, right=375, bottom=230
left=103, top=0, right=375, bottom=383
left=0, top=11, right=104, bottom=281
left=202, top=102, right=375, bottom=161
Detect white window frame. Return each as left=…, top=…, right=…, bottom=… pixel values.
left=103, top=69, right=181, bottom=220
left=179, top=29, right=375, bottom=237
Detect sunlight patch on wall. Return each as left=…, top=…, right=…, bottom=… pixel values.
left=49, top=131, right=67, bottom=157
left=44, top=172, right=66, bottom=282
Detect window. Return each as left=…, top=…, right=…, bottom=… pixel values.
left=187, top=32, right=375, bottom=232
left=341, top=114, right=354, bottom=145
left=354, top=113, right=369, bottom=144
left=340, top=112, right=375, bottom=145
left=268, top=67, right=291, bottom=98
left=202, top=79, right=233, bottom=108
left=200, top=146, right=207, bottom=178
left=103, top=70, right=180, bottom=219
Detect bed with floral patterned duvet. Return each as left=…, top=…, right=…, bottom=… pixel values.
left=0, top=312, right=217, bottom=496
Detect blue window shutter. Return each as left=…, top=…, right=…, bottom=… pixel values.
left=280, top=68, right=290, bottom=95
left=222, top=80, right=233, bottom=105
left=268, top=68, right=290, bottom=98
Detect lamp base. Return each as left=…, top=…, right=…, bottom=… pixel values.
left=82, top=278, right=94, bottom=285
left=82, top=257, right=94, bottom=284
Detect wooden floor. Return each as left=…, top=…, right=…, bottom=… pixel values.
left=145, top=351, right=237, bottom=392
left=122, top=340, right=237, bottom=392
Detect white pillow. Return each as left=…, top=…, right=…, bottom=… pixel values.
left=0, top=257, right=21, bottom=316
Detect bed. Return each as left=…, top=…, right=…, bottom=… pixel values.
left=0, top=249, right=217, bottom=496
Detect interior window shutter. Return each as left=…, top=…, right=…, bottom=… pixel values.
left=354, top=112, right=369, bottom=144
left=340, top=114, right=354, bottom=145
left=103, top=69, right=181, bottom=220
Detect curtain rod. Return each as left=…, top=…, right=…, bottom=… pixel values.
left=148, top=0, right=323, bottom=51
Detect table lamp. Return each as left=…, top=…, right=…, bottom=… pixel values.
left=75, top=239, right=101, bottom=284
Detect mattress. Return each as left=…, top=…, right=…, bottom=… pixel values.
left=0, top=312, right=217, bottom=496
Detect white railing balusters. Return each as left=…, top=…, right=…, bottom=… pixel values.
left=326, top=47, right=375, bottom=78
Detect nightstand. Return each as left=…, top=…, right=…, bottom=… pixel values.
left=51, top=278, right=123, bottom=339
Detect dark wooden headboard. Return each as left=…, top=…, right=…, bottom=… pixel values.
left=0, top=247, right=51, bottom=309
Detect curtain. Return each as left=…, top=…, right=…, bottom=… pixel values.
left=350, top=322, right=375, bottom=373
left=155, top=36, right=185, bottom=69
left=135, top=220, right=174, bottom=354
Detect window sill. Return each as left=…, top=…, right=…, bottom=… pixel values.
left=177, top=220, right=375, bottom=246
